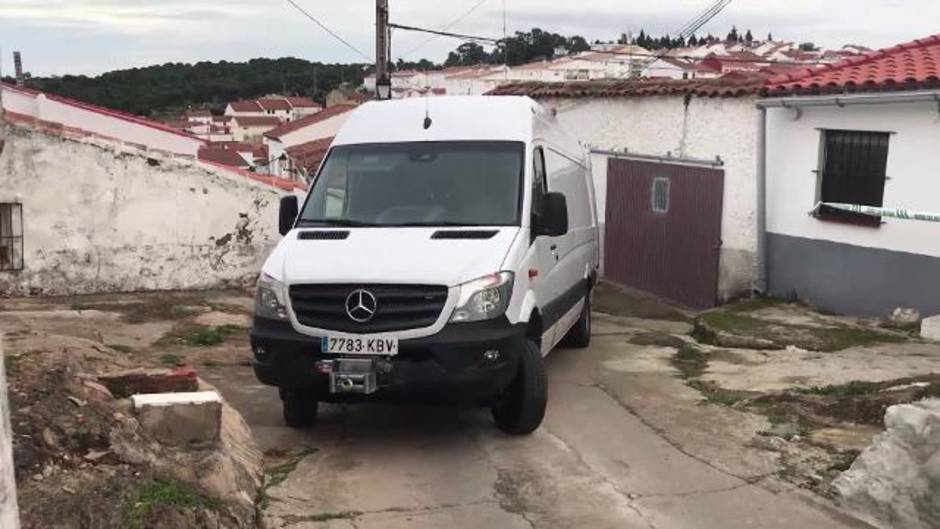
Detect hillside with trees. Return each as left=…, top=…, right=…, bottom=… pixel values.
left=18, top=58, right=367, bottom=117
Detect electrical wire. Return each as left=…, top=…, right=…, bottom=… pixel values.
left=388, top=23, right=500, bottom=44
left=283, top=0, right=373, bottom=62
left=628, top=0, right=734, bottom=76
left=399, top=0, right=493, bottom=58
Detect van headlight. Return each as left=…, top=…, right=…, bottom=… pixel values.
left=256, top=273, right=289, bottom=320
left=450, top=272, right=514, bottom=323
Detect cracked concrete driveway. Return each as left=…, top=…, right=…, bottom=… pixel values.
left=205, top=312, right=869, bottom=529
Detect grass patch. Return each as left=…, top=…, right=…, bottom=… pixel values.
left=122, top=479, right=212, bottom=529
left=71, top=303, right=92, bottom=311
left=160, top=353, right=184, bottom=366
left=107, top=344, right=134, bottom=354
left=697, top=310, right=907, bottom=352
left=180, top=325, right=241, bottom=347
left=798, top=380, right=882, bottom=397
left=688, top=380, right=751, bottom=406
left=828, top=450, right=861, bottom=472
left=671, top=344, right=709, bottom=379
left=629, top=332, right=687, bottom=348
left=3, top=353, right=21, bottom=375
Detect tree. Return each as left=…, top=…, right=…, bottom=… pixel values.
left=444, top=42, right=489, bottom=66
left=799, top=42, right=818, bottom=51
left=745, top=30, right=754, bottom=43
left=726, top=26, right=739, bottom=42
left=768, top=32, right=774, bottom=41
left=637, top=30, right=648, bottom=48
left=567, top=35, right=591, bottom=54
left=688, top=34, right=699, bottom=47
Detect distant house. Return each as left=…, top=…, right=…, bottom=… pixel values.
left=230, top=115, right=281, bottom=143
left=285, top=137, right=334, bottom=180
left=225, top=100, right=265, bottom=118
left=760, top=34, right=940, bottom=316
left=325, top=86, right=370, bottom=108
left=284, top=96, right=322, bottom=119
left=263, top=105, right=355, bottom=179
left=490, top=74, right=766, bottom=308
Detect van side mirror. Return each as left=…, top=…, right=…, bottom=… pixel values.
left=279, top=195, right=299, bottom=235
left=540, top=192, right=568, bottom=237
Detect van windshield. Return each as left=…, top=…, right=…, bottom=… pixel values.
left=298, top=141, right=524, bottom=227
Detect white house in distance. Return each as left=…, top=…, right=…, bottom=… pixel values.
left=224, top=96, right=321, bottom=122
left=490, top=74, right=766, bottom=309
left=263, top=104, right=356, bottom=179
left=760, top=34, right=940, bottom=316
left=230, top=115, right=282, bottom=143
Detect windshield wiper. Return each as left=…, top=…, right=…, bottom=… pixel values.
left=296, top=218, right=380, bottom=227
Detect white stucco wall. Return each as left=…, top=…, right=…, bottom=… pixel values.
left=766, top=100, right=940, bottom=258
left=0, top=125, right=292, bottom=296
left=2, top=85, right=205, bottom=157
left=278, top=112, right=351, bottom=148
left=539, top=95, right=759, bottom=301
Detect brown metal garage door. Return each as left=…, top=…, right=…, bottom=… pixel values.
left=604, top=157, right=724, bottom=309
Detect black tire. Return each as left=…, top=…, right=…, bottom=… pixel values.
left=561, top=288, right=592, bottom=349
left=282, top=389, right=319, bottom=428
left=492, top=339, right=547, bottom=435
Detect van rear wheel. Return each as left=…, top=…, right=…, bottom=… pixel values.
left=282, top=389, right=319, bottom=428
left=561, top=288, right=592, bottom=349
left=492, top=339, right=547, bottom=435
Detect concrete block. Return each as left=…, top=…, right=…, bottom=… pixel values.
left=922, top=315, right=940, bottom=341
left=132, top=391, right=222, bottom=446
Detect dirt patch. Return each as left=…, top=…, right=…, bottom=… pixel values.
left=594, top=281, right=691, bottom=322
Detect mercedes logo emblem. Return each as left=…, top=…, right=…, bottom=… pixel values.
left=345, top=289, right=377, bottom=323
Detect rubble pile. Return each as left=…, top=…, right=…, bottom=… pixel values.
left=5, top=332, right=262, bottom=529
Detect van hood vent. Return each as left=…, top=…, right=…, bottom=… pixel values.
left=297, top=230, right=350, bottom=240
left=430, top=230, right=499, bottom=240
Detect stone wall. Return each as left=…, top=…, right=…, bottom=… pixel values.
left=0, top=125, right=292, bottom=296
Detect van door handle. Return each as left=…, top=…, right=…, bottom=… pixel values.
left=550, top=244, right=558, bottom=251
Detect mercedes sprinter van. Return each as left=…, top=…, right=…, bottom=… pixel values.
left=250, top=96, right=599, bottom=435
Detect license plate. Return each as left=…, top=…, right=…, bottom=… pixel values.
left=321, top=336, right=399, bottom=355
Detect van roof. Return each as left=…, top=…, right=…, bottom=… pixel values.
left=332, top=96, right=547, bottom=146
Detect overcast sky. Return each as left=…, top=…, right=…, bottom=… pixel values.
left=2, top=0, right=939, bottom=76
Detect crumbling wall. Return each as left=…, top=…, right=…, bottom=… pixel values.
left=0, top=125, right=290, bottom=296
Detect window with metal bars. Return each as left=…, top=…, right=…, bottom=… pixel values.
left=0, top=203, right=24, bottom=271
left=817, top=129, right=890, bottom=227
left=651, top=177, right=670, bottom=213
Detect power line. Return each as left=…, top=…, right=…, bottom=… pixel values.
left=400, top=0, right=492, bottom=58
left=628, top=0, right=734, bottom=76
left=388, top=23, right=500, bottom=44
left=283, top=0, right=373, bottom=62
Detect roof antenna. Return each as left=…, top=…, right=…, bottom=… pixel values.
left=423, top=90, right=432, bottom=129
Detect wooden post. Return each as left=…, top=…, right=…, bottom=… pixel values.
left=0, top=337, right=20, bottom=529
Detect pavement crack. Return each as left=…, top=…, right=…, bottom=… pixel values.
left=592, top=379, right=760, bottom=485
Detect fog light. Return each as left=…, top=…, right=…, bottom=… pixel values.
left=483, top=349, right=500, bottom=362
left=253, top=346, right=267, bottom=359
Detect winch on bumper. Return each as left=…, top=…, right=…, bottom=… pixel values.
left=250, top=316, right=526, bottom=404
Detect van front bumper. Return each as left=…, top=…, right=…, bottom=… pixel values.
left=250, top=316, right=526, bottom=405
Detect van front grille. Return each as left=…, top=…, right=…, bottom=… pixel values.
left=289, top=284, right=449, bottom=333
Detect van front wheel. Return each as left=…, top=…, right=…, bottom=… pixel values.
left=492, top=339, right=547, bottom=435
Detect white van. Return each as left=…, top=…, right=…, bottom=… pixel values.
left=251, top=96, right=599, bottom=435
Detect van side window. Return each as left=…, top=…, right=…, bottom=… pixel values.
left=531, top=147, right=548, bottom=220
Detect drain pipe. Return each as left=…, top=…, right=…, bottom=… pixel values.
left=755, top=106, right=768, bottom=294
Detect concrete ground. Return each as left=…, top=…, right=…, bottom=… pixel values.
left=0, top=289, right=880, bottom=529
left=203, top=314, right=866, bottom=529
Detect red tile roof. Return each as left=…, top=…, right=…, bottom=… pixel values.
left=198, top=147, right=250, bottom=167
left=285, top=96, right=320, bottom=109
left=767, top=34, right=940, bottom=95
left=257, top=98, right=292, bottom=112
left=229, top=100, right=263, bottom=112
left=487, top=73, right=766, bottom=98
left=286, top=137, right=334, bottom=173
left=264, top=105, right=355, bottom=140
left=232, top=115, right=282, bottom=128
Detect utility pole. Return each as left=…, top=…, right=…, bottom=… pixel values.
left=375, top=0, right=391, bottom=99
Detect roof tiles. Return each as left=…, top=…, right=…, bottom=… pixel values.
left=487, top=74, right=766, bottom=99
left=767, top=34, right=940, bottom=95
left=264, top=105, right=355, bottom=140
